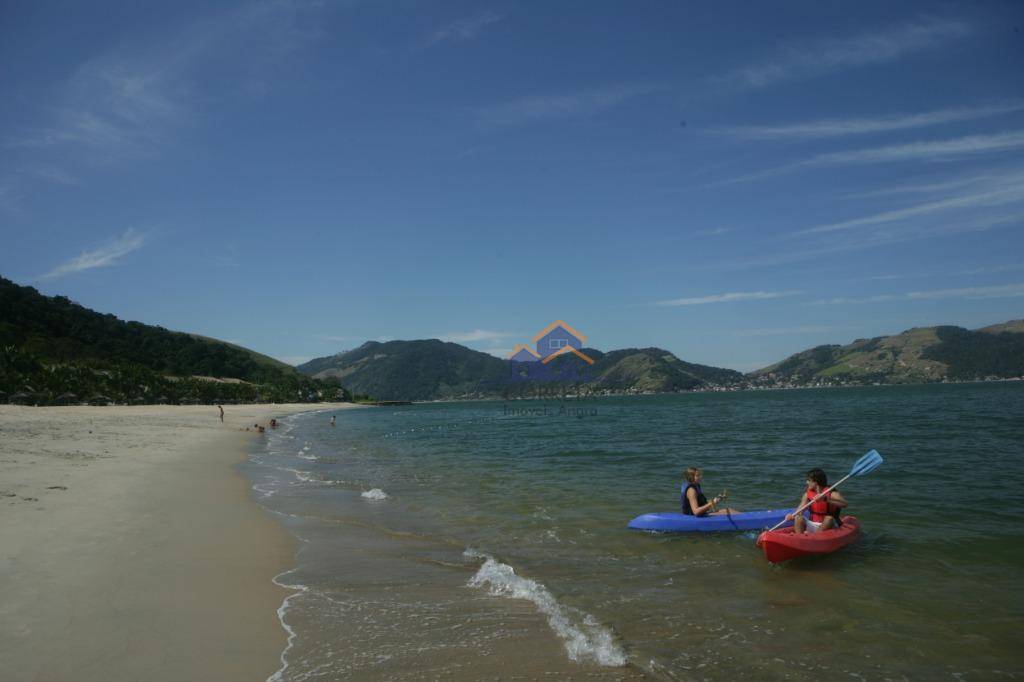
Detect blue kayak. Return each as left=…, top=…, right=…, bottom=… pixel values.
left=627, top=508, right=800, bottom=533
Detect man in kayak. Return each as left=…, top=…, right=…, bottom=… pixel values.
left=788, top=468, right=847, bottom=534
left=682, top=467, right=740, bottom=516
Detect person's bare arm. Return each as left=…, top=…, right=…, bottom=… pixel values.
left=686, top=488, right=719, bottom=515
left=787, top=492, right=809, bottom=520
left=827, top=489, right=848, bottom=508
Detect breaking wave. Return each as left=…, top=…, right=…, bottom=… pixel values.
left=464, top=550, right=626, bottom=667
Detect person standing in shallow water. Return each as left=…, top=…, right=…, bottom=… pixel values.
left=681, top=467, right=740, bottom=516
left=330, top=415, right=336, bottom=427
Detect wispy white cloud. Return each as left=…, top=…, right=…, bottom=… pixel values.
left=712, top=102, right=1024, bottom=140
left=734, top=325, right=849, bottom=337
left=696, top=226, right=733, bottom=236
left=39, top=228, right=146, bottom=280
left=477, top=83, right=662, bottom=128
left=725, top=131, right=1024, bottom=185
left=958, top=263, right=1024, bottom=276
left=798, top=174, right=1024, bottom=236
left=425, top=10, right=505, bottom=47
left=839, top=173, right=1001, bottom=199
left=815, top=282, right=1024, bottom=305
left=715, top=17, right=972, bottom=90
left=709, top=211, right=1023, bottom=271
left=654, top=290, right=802, bottom=306
left=7, top=0, right=325, bottom=158
left=439, top=329, right=515, bottom=343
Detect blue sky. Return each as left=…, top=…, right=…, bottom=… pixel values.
left=2, top=1, right=1023, bottom=371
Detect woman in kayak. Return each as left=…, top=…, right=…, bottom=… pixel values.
left=788, top=467, right=847, bottom=534
left=681, top=467, right=740, bottom=516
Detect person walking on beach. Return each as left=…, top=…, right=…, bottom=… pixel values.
left=218, top=405, right=224, bottom=422
left=682, top=467, right=739, bottom=516
left=787, top=468, right=847, bottom=534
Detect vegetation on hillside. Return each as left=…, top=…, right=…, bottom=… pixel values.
left=0, top=276, right=351, bottom=405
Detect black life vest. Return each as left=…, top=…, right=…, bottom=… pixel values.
left=681, top=483, right=708, bottom=516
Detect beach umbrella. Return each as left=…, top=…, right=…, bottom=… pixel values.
left=55, top=392, right=78, bottom=405
left=89, top=395, right=113, bottom=406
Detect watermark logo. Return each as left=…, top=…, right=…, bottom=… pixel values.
left=507, top=319, right=594, bottom=365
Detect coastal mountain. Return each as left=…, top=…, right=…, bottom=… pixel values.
left=297, top=341, right=744, bottom=400
left=751, top=321, right=1024, bottom=385
left=298, top=340, right=509, bottom=401
left=0, top=276, right=345, bottom=404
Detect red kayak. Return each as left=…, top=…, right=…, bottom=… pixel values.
left=756, top=516, right=861, bottom=563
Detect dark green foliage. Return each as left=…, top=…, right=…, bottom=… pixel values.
left=0, top=276, right=296, bottom=383
left=0, top=276, right=353, bottom=405
left=922, top=327, right=1024, bottom=379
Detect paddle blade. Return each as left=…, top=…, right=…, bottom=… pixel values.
left=850, top=449, right=883, bottom=477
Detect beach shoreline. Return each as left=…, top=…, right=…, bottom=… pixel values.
left=0, top=402, right=357, bottom=681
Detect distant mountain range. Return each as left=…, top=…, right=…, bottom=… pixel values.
left=749, top=320, right=1024, bottom=386
left=299, top=320, right=1024, bottom=400
left=297, top=342, right=743, bottom=401
left=3, top=274, right=1022, bottom=404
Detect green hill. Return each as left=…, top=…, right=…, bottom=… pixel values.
left=298, top=341, right=744, bottom=400
left=297, top=340, right=509, bottom=401
left=0, top=275, right=346, bottom=404
left=750, top=320, right=1024, bottom=385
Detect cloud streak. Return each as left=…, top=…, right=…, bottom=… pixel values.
left=654, top=290, right=801, bottom=306
left=7, top=0, right=325, bottom=157
left=40, top=229, right=146, bottom=280
left=712, top=102, right=1024, bottom=140
left=816, top=282, right=1024, bottom=305
left=439, top=329, right=515, bottom=343
left=477, top=84, right=661, bottom=128
left=425, top=10, right=505, bottom=47
left=715, top=17, right=971, bottom=90
left=725, top=131, right=1024, bottom=185
left=798, top=176, right=1024, bottom=236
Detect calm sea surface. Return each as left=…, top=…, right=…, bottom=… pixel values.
left=243, top=383, right=1024, bottom=681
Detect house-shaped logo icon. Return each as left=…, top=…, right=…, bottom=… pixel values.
left=508, top=320, right=594, bottom=364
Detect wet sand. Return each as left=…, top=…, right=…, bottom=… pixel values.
left=0, top=403, right=356, bottom=681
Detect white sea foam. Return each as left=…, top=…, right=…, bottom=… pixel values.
left=464, top=549, right=626, bottom=667
left=252, top=483, right=277, bottom=498
left=361, top=488, right=388, bottom=501
left=269, top=545, right=311, bottom=682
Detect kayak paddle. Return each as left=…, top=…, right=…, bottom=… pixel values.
left=764, top=449, right=883, bottom=533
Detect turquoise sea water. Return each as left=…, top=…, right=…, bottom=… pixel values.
left=245, top=383, right=1024, bottom=680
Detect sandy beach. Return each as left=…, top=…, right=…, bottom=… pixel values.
left=0, top=402, right=357, bottom=682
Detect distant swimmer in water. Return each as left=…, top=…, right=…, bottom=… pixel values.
left=269, top=418, right=278, bottom=429
left=330, top=415, right=336, bottom=427
left=681, top=467, right=740, bottom=516
left=255, top=423, right=265, bottom=434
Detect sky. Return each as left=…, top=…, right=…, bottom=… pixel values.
left=2, top=1, right=1023, bottom=371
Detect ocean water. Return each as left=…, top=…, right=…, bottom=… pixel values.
left=243, top=383, right=1024, bottom=681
